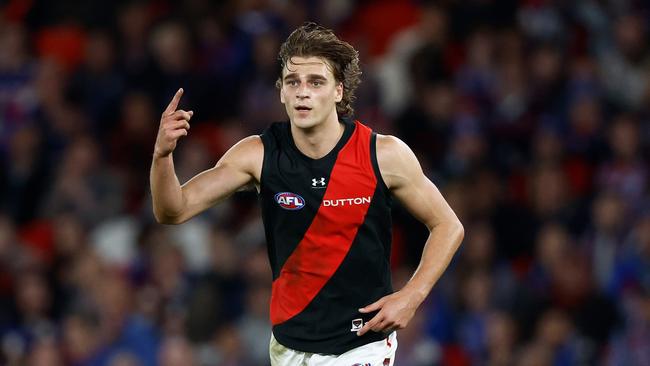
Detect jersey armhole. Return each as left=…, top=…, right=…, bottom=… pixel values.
left=259, top=132, right=271, bottom=195
left=370, top=132, right=390, bottom=194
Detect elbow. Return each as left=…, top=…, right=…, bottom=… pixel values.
left=154, top=215, right=169, bottom=225
left=153, top=211, right=170, bottom=225
left=445, top=220, right=464, bottom=255
left=430, top=218, right=464, bottom=248
left=454, top=220, right=465, bottom=246
left=153, top=209, right=185, bottom=225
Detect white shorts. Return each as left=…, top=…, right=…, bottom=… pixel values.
left=269, top=332, right=397, bottom=366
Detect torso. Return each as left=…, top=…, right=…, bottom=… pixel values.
left=258, top=118, right=394, bottom=355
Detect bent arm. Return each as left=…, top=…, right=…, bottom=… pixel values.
left=378, top=135, right=464, bottom=303
left=150, top=136, right=263, bottom=224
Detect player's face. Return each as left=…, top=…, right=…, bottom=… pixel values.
left=280, top=56, right=343, bottom=130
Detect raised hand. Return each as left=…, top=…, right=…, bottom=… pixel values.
left=154, top=88, right=193, bottom=158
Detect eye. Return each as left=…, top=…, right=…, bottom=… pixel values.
left=286, top=80, right=298, bottom=86
left=311, top=80, right=322, bottom=87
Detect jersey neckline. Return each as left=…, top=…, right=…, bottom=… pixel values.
left=286, top=117, right=356, bottom=163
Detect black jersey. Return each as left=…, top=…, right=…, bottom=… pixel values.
left=259, top=117, right=393, bottom=355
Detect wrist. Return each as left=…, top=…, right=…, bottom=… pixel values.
left=153, top=149, right=171, bottom=160
left=401, top=282, right=429, bottom=306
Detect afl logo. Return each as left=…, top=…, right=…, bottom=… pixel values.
left=274, top=192, right=305, bottom=210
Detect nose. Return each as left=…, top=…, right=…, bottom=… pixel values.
left=296, top=83, right=309, bottom=99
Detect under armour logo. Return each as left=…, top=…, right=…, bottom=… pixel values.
left=312, top=177, right=326, bottom=188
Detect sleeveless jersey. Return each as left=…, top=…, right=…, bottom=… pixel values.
left=259, top=118, right=393, bottom=355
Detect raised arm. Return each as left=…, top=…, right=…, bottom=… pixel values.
left=150, top=88, right=263, bottom=224
left=357, top=134, right=464, bottom=336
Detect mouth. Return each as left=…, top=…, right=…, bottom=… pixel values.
left=295, top=106, right=312, bottom=112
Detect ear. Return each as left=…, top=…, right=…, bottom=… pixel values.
left=335, top=82, right=343, bottom=103
left=280, top=86, right=286, bottom=104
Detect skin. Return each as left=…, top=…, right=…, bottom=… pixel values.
left=150, top=55, right=464, bottom=337
left=280, top=57, right=345, bottom=159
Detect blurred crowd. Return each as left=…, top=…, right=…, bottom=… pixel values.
left=1, top=0, right=650, bottom=365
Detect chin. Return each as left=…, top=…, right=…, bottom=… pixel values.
left=291, top=116, right=319, bottom=130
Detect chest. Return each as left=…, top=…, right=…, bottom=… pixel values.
left=263, top=143, right=378, bottom=214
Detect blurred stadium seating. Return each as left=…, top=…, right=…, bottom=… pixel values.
left=1, top=0, right=650, bottom=365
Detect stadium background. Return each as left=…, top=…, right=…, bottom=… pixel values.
left=1, top=0, right=650, bottom=365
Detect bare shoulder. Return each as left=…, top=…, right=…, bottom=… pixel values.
left=375, top=134, right=422, bottom=189
left=217, top=135, right=264, bottom=181
left=376, top=134, right=411, bottom=160
left=228, top=135, right=264, bottom=155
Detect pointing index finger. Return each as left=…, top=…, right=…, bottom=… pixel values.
left=165, top=88, right=184, bottom=114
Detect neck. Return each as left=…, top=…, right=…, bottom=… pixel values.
left=291, top=114, right=345, bottom=159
